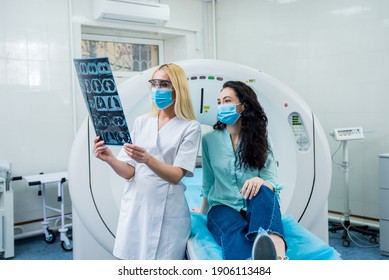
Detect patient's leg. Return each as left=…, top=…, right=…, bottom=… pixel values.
left=246, top=186, right=287, bottom=259
left=207, top=205, right=252, bottom=260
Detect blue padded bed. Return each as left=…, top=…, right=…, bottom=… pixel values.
left=183, top=168, right=341, bottom=260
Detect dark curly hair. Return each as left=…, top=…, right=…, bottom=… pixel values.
left=214, top=81, right=269, bottom=170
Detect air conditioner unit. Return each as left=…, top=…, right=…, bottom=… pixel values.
left=93, top=0, right=170, bottom=26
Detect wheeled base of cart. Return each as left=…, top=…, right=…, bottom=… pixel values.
left=22, top=172, right=72, bottom=251
left=329, top=218, right=378, bottom=247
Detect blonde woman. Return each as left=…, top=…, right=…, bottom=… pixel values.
left=94, top=63, right=201, bottom=260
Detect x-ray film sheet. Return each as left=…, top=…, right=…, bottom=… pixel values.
left=73, top=57, right=131, bottom=145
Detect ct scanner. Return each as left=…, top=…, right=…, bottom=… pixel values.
left=68, top=59, right=332, bottom=260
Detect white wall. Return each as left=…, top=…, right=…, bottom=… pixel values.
left=0, top=0, right=74, bottom=234
left=0, top=0, right=74, bottom=175
left=215, top=0, right=389, bottom=220
left=0, top=0, right=207, bottom=234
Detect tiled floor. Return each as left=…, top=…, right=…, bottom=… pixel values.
left=1, top=225, right=388, bottom=260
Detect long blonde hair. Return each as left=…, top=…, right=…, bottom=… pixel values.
left=150, top=63, right=196, bottom=121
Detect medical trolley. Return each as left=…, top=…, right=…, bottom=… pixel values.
left=22, top=172, right=72, bottom=251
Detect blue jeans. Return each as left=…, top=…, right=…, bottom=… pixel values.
left=207, top=186, right=286, bottom=260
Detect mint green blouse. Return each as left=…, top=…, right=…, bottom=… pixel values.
left=201, top=128, right=282, bottom=212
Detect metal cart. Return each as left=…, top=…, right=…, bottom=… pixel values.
left=22, top=172, right=72, bottom=251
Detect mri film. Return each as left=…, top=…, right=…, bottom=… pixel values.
left=73, top=57, right=132, bottom=145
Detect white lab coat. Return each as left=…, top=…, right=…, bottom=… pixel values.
left=113, top=114, right=201, bottom=259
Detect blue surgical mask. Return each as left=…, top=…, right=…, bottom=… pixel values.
left=151, top=88, right=174, bottom=110
left=217, top=103, right=241, bottom=125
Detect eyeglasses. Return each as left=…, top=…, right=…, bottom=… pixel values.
left=148, top=79, right=172, bottom=88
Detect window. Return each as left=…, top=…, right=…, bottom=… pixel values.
left=81, top=34, right=163, bottom=80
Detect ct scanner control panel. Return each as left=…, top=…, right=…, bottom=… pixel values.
left=288, top=112, right=310, bottom=152
left=330, top=127, right=364, bottom=141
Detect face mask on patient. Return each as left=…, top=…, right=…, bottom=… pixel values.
left=217, top=103, right=241, bottom=125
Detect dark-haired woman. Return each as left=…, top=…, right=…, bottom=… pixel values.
left=195, top=81, right=287, bottom=260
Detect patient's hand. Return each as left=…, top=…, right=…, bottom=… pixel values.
left=192, top=208, right=202, bottom=213
left=192, top=197, right=209, bottom=214
left=241, top=177, right=265, bottom=199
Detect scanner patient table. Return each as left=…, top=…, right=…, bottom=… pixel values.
left=183, top=168, right=342, bottom=260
